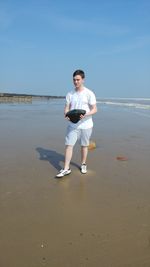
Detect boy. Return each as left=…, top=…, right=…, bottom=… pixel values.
left=56, top=69, right=97, bottom=178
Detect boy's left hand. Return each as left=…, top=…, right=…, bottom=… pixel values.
left=80, top=113, right=86, bottom=120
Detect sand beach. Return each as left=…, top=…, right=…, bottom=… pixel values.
left=0, top=99, right=150, bottom=267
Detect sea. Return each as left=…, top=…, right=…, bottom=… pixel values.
left=0, top=97, right=150, bottom=118
left=97, top=97, right=150, bottom=118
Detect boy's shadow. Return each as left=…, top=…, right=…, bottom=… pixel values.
left=36, top=147, right=79, bottom=171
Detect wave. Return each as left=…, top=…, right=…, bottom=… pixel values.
left=97, top=99, right=150, bottom=110
left=97, top=97, right=150, bottom=101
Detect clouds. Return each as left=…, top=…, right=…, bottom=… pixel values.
left=0, top=8, right=13, bottom=30
left=97, top=35, right=150, bottom=56
left=43, top=12, right=129, bottom=37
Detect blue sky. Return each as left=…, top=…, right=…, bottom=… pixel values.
left=0, top=0, right=150, bottom=97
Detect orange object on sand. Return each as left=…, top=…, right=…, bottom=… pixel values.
left=116, top=156, right=128, bottom=161
left=88, top=141, right=96, bottom=150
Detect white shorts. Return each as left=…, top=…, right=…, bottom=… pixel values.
left=65, top=126, right=93, bottom=146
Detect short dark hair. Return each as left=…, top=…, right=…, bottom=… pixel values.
left=73, top=69, right=85, bottom=79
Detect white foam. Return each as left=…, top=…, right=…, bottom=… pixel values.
left=97, top=97, right=150, bottom=101
left=97, top=100, right=150, bottom=110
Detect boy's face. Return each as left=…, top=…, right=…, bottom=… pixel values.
left=73, top=75, right=84, bottom=89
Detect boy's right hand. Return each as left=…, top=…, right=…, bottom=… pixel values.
left=65, top=114, right=70, bottom=120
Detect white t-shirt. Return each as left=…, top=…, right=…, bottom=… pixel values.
left=66, top=87, right=96, bottom=129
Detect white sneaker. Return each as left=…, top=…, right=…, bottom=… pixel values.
left=56, top=169, right=71, bottom=178
left=80, top=164, right=87, bottom=174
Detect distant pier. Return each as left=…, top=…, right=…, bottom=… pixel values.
left=0, top=93, right=65, bottom=103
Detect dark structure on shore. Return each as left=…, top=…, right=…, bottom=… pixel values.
left=0, top=93, right=65, bottom=103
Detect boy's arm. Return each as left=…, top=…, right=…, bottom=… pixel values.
left=85, top=91, right=97, bottom=116
left=86, top=104, right=97, bottom=116
left=64, top=103, right=70, bottom=116
left=80, top=103, right=97, bottom=119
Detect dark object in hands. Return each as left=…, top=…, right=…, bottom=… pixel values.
left=66, top=109, right=86, bottom=123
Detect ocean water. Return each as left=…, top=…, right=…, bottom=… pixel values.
left=97, top=97, right=150, bottom=109
left=97, top=97, right=150, bottom=118
left=0, top=97, right=150, bottom=118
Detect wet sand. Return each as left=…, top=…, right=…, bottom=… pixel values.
left=0, top=101, right=150, bottom=267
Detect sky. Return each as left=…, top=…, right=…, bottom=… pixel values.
left=0, top=0, right=150, bottom=98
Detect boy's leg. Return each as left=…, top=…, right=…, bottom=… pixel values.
left=81, top=146, right=88, bottom=164
left=56, top=129, right=76, bottom=177
left=80, top=128, right=92, bottom=173
left=64, top=145, right=73, bottom=170
left=64, top=126, right=78, bottom=169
